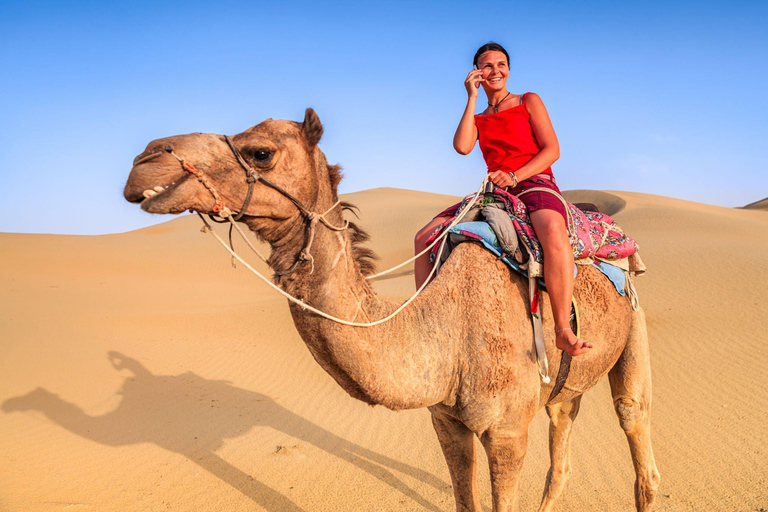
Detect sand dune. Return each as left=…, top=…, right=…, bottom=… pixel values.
left=1, top=188, right=767, bottom=511
left=743, top=196, right=768, bottom=211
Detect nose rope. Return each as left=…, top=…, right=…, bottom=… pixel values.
left=165, top=146, right=226, bottom=213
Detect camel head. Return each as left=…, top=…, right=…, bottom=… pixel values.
left=124, top=108, right=342, bottom=242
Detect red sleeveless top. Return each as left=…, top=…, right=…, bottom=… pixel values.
left=474, top=92, right=553, bottom=176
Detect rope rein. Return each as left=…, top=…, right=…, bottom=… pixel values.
left=219, top=185, right=485, bottom=282
left=198, top=176, right=489, bottom=327
left=197, top=175, right=587, bottom=328
left=217, top=200, right=348, bottom=277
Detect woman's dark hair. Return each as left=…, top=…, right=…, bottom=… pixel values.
left=473, top=42, right=510, bottom=68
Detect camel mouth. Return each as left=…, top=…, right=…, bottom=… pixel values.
left=137, top=175, right=190, bottom=213
left=141, top=181, right=177, bottom=201
left=124, top=161, right=192, bottom=214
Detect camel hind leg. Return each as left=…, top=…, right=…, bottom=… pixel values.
left=538, top=395, right=583, bottom=512
left=430, top=411, right=482, bottom=512
left=608, top=308, right=660, bottom=511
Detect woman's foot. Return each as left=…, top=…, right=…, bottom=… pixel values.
left=555, top=327, right=592, bottom=356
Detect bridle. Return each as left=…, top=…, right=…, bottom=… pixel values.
left=165, top=135, right=318, bottom=221
left=164, top=135, right=348, bottom=275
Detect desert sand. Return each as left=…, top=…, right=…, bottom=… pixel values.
left=1, top=187, right=767, bottom=511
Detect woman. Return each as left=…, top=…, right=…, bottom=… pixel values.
left=414, top=42, right=592, bottom=357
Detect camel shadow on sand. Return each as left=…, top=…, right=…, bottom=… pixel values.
left=2, top=351, right=450, bottom=512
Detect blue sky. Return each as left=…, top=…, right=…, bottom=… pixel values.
left=1, top=0, right=766, bottom=234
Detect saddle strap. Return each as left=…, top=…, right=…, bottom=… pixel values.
left=547, top=352, right=573, bottom=403
left=529, top=275, right=551, bottom=384
left=547, top=299, right=579, bottom=403
left=529, top=271, right=580, bottom=400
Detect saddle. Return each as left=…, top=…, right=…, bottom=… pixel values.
left=429, top=186, right=645, bottom=285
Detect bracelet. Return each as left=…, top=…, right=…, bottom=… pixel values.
left=555, top=327, right=571, bottom=334
left=510, top=172, right=518, bottom=188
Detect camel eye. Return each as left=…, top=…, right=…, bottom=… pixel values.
left=250, top=150, right=273, bottom=163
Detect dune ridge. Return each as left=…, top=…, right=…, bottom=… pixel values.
left=1, top=188, right=767, bottom=511
left=743, top=196, right=768, bottom=210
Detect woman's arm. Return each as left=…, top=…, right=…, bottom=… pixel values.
left=453, top=69, right=482, bottom=155
left=487, top=93, right=560, bottom=187
left=513, top=92, right=560, bottom=181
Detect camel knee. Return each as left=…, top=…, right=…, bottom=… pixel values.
left=614, top=397, right=644, bottom=432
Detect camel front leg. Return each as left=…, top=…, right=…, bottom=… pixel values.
left=430, top=411, right=482, bottom=512
left=480, top=426, right=529, bottom=512
left=538, top=395, right=582, bottom=512
left=608, top=308, right=660, bottom=512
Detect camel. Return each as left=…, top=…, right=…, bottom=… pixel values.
left=123, top=109, right=660, bottom=512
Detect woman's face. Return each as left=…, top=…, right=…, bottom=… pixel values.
left=476, top=50, right=509, bottom=92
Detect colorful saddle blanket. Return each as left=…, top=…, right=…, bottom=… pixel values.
left=427, top=187, right=639, bottom=265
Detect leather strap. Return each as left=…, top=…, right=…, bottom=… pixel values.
left=546, top=298, right=579, bottom=403
left=547, top=351, right=572, bottom=403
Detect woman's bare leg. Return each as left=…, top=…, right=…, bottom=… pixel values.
left=530, top=209, right=592, bottom=356
left=414, top=216, right=451, bottom=289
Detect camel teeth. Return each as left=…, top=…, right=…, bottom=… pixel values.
left=143, top=189, right=157, bottom=198
left=153, top=186, right=165, bottom=193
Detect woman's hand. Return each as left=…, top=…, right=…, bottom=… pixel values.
left=488, top=170, right=517, bottom=188
left=464, top=69, right=484, bottom=98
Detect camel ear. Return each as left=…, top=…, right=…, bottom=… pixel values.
left=301, top=108, right=323, bottom=147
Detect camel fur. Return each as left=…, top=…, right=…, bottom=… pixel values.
left=123, top=108, right=660, bottom=512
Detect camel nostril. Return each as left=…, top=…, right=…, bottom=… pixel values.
left=133, top=151, right=162, bottom=166
left=165, top=145, right=173, bottom=153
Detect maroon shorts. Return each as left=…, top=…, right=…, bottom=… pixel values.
left=434, top=174, right=567, bottom=226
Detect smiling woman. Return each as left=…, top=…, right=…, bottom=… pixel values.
left=413, top=41, right=592, bottom=358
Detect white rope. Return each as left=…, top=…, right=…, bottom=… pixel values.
left=516, top=187, right=576, bottom=239
left=218, top=208, right=270, bottom=264
left=222, top=178, right=488, bottom=282
left=222, top=200, right=348, bottom=266
left=198, top=176, right=488, bottom=327
left=224, top=181, right=564, bottom=286
left=315, top=200, right=350, bottom=231
left=366, top=177, right=488, bottom=279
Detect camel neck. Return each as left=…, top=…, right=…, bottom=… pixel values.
left=256, top=203, right=458, bottom=411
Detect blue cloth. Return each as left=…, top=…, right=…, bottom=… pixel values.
left=448, top=221, right=626, bottom=296
left=591, top=260, right=627, bottom=295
